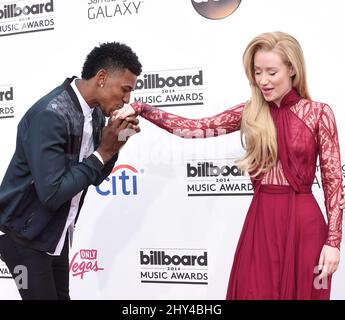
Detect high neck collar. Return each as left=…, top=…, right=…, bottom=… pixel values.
left=268, top=88, right=301, bottom=109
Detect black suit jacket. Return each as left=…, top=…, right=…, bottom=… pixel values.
left=0, top=77, right=117, bottom=253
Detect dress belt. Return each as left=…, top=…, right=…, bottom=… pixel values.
left=259, top=184, right=312, bottom=194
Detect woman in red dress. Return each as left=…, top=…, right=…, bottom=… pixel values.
left=116, top=32, right=343, bottom=299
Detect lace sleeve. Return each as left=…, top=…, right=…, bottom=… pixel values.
left=131, top=102, right=245, bottom=138
left=318, top=104, right=343, bottom=249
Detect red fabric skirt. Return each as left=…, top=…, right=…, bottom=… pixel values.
left=226, top=184, right=331, bottom=300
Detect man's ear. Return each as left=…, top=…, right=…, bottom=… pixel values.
left=95, top=69, right=108, bottom=87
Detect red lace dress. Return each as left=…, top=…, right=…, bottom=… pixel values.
left=131, top=88, right=343, bottom=300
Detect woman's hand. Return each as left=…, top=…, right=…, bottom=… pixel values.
left=318, top=245, right=340, bottom=280
left=113, top=104, right=136, bottom=120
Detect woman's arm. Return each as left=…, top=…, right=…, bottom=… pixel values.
left=340, top=191, right=345, bottom=209
left=318, top=104, right=343, bottom=250
left=316, top=103, right=343, bottom=279
left=116, top=102, right=245, bottom=139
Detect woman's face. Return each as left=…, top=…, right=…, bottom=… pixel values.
left=253, top=49, right=295, bottom=107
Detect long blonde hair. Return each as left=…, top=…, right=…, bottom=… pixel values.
left=237, top=31, right=311, bottom=176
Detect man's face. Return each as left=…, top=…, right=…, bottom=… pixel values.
left=97, top=69, right=137, bottom=117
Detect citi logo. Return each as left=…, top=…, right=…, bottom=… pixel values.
left=96, top=164, right=139, bottom=196
left=135, top=70, right=203, bottom=90
left=0, top=87, right=13, bottom=102
left=192, top=0, right=241, bottom=20
left=187, top=162, right=245, bottom=177
left=140, top=251, right=208, bottom=266
left=0, top=0, right=54, bottom=20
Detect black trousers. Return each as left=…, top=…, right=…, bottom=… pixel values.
left=0, top=233, right=70, bottom=300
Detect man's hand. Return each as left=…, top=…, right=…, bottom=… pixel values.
left=96, top=114, right=140, bottom=163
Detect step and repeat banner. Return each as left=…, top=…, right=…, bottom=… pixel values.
left=0, top=0, right=344, bottom=299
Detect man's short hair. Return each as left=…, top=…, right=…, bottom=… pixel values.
left=81, top=42, right=142, bottom=79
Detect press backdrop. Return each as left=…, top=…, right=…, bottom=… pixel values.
left=0, top=0, right=344, bottom=299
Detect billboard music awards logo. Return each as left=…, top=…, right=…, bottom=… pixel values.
left=88, top=0, right=144, bottom=20
left=0, top=84, right=15, bottom=119
left=0, top=253, right=12, bottom=279
left=133, top=68, right=204, bottom=108
left=140, top=248, right=208, bottom=285
left=186, top=158, right=253, bottom=196
left=96, top=164, right=142, bottom=196
left=69, top=249, right=104, bottom=280
left=313, top=165, right=324, bottom=190
left=192, top=0, right=241, bottom=20
left=0, top=0, right=54, bottom=37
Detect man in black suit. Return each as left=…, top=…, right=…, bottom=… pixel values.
left=0, top=42, right=141, bottom=299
